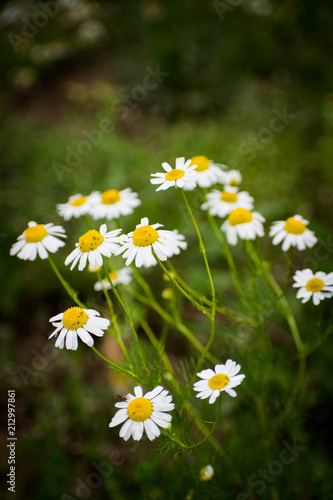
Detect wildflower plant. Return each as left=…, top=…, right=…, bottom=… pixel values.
left=10, top=155, right=332, bottom=490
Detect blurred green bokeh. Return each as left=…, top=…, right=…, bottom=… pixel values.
left=1, top=1, right=333, bottom=499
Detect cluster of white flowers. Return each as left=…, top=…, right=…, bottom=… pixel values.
left=8, top=153, right=332, bottom=448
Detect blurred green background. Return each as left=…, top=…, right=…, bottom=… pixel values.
left=1, top=1, right=333, bottom=499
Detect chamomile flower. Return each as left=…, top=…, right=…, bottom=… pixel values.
left=94, top=267, right=132, bottom=291
left=65, top=224, right=124, bottom=271
left=117, top=217, right=187, bottom=268
left=221, top=208, right=265, bottom=245
left=56, top=193, right=93, bottom=221
left=292, top=269, right=333, bottom=305
left=220, top=169, right=242, bottom=187
left=49, top=307, right=110, bottom=350
left=183, top=155, right=227, bottom=190
left=269, top=215, right=317, bottom=251
left=201, top=186, right=254, bottom=218
left=109, top=385, right=174, bottom=441
left=194, top=360, right=245, bottom=404
left=88, top=188, right=141, bottom=220
left=150, top=157, right=197, bottom=191
left=10, top=221, right=66, bottom=261
left=200, top=465, right=214, bottom=481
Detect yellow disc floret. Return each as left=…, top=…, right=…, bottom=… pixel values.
left=228, top=208, right=253, bottom=226
left=132, top=225, right=159, bottom=247
left=79, top=229, right=104, bottom=252
left=191, top=155, right=210, bottom=172
left=220, top=191, right=238, bottom=203
left=101, top=189, right=121, bottom=205
left=127, top=397, right=153, bottom=422
left=284, top=217, right=306, bottom=235
left=25, top=224, right=48, bottom=243
left=108, top=271, right=118, bottom=281
left=305, top=278, right=324, bottom=293
left=165, top=169, right=185, bottom=181
left=208, top=374, right=230, bottom=390
left=71, top=196, right=86, bottom=207
left=62, top=307, right=88, bottom=330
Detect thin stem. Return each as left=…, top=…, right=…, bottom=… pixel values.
left=90, top=346, right=143, bottom=383
left=206, top=211, right=250, bottom=311
left=153, top=254, right=209, bottom=315
left=283, top=247, right=294, bottom=292
left=244, top=241, right=304, bottom=353
left=166, top=260, right=250, bottom=323
left=102, top=264, right=140, bottom=345
left=96, top=271, right=130, bottom=363
left=167, top=396, right=222, bottom=450
left=126, top=284, right=219, bottom=364
left=180, top=189, right=216, bottom=309
left=48, top=255, right=85, bottom=308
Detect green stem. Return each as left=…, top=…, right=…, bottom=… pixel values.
left=153, top=254, right=209, bottom=315
left=97, top=271, right=130, bottom=363
left=90, top=346, right=143, bottom=383
left=48, top=255, right=85, bottom=308
left=244, top=241, right=304, bottom=353
left=180, top=189, right=216, bottom=309
left=102, top=264, right=140, bottom=345
left=126, top=284, right=219, bottom=364
left=166, top=260, right=250, bottom=323
left=283, top=247, right=294, bottom=293
left=167, top=397, right=222, bottom=450
left=206, top=212, right=250, bottom=311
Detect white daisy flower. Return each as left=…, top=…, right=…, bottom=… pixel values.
left=150, top=157, right=197, bottom=191
left=65, top=224, right=124, bottom=271
left=49, top=306, right=110, bottom=350
left=94, top=267, right=133, bottom=291
left=183, top=155, right=227, bottom=190
left=220, top=169, right=242, bottom=187
left=88, top=188, right=141, bottom=220
left=109, top=385, right=174, bottom=441
left=221, top=208, right=265, bottom=245
left=10, top=221, right=66, bottom=261
left=193, top=360, right=245, bottom=404
left=269, top=215, right=317, bottom=251
left=117, top=217, right=187, bottom=268
left=292, top=269, right=333, bottom=305
left=200, top=465, right=214, bottom=481
left=201, top=186, right=254, bottom=218
left=56, top=193, right=94, bottom=221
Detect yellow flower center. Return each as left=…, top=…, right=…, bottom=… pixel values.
left=62, top=307, right=88, bottom=330
left=71, top=195, right=86, bottom=207
left=108, top=271, right=118, bottom=281
left=24, top=224, right=47, bottom=243
left=79, top=229, right=104, bottom=252
left=284, top=217, right=306, bottom=235
left=228, top=208, right=253, bottom=226
left=165, top=169, right=185, bottom=181
left=132, top=225, right=159, bottom=247
left=101, top=189, right=121, bottom=205
left=208, top=374, right=230, bottom=390
left=220, top=191, right=238, bottom=203
left=305, top=278, right=324, bottom=293
left=191, top=155, right=210, bottom=172
left=127, top=397, right=153, bottom=422
left=229, top=179, right=239, bottom=187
